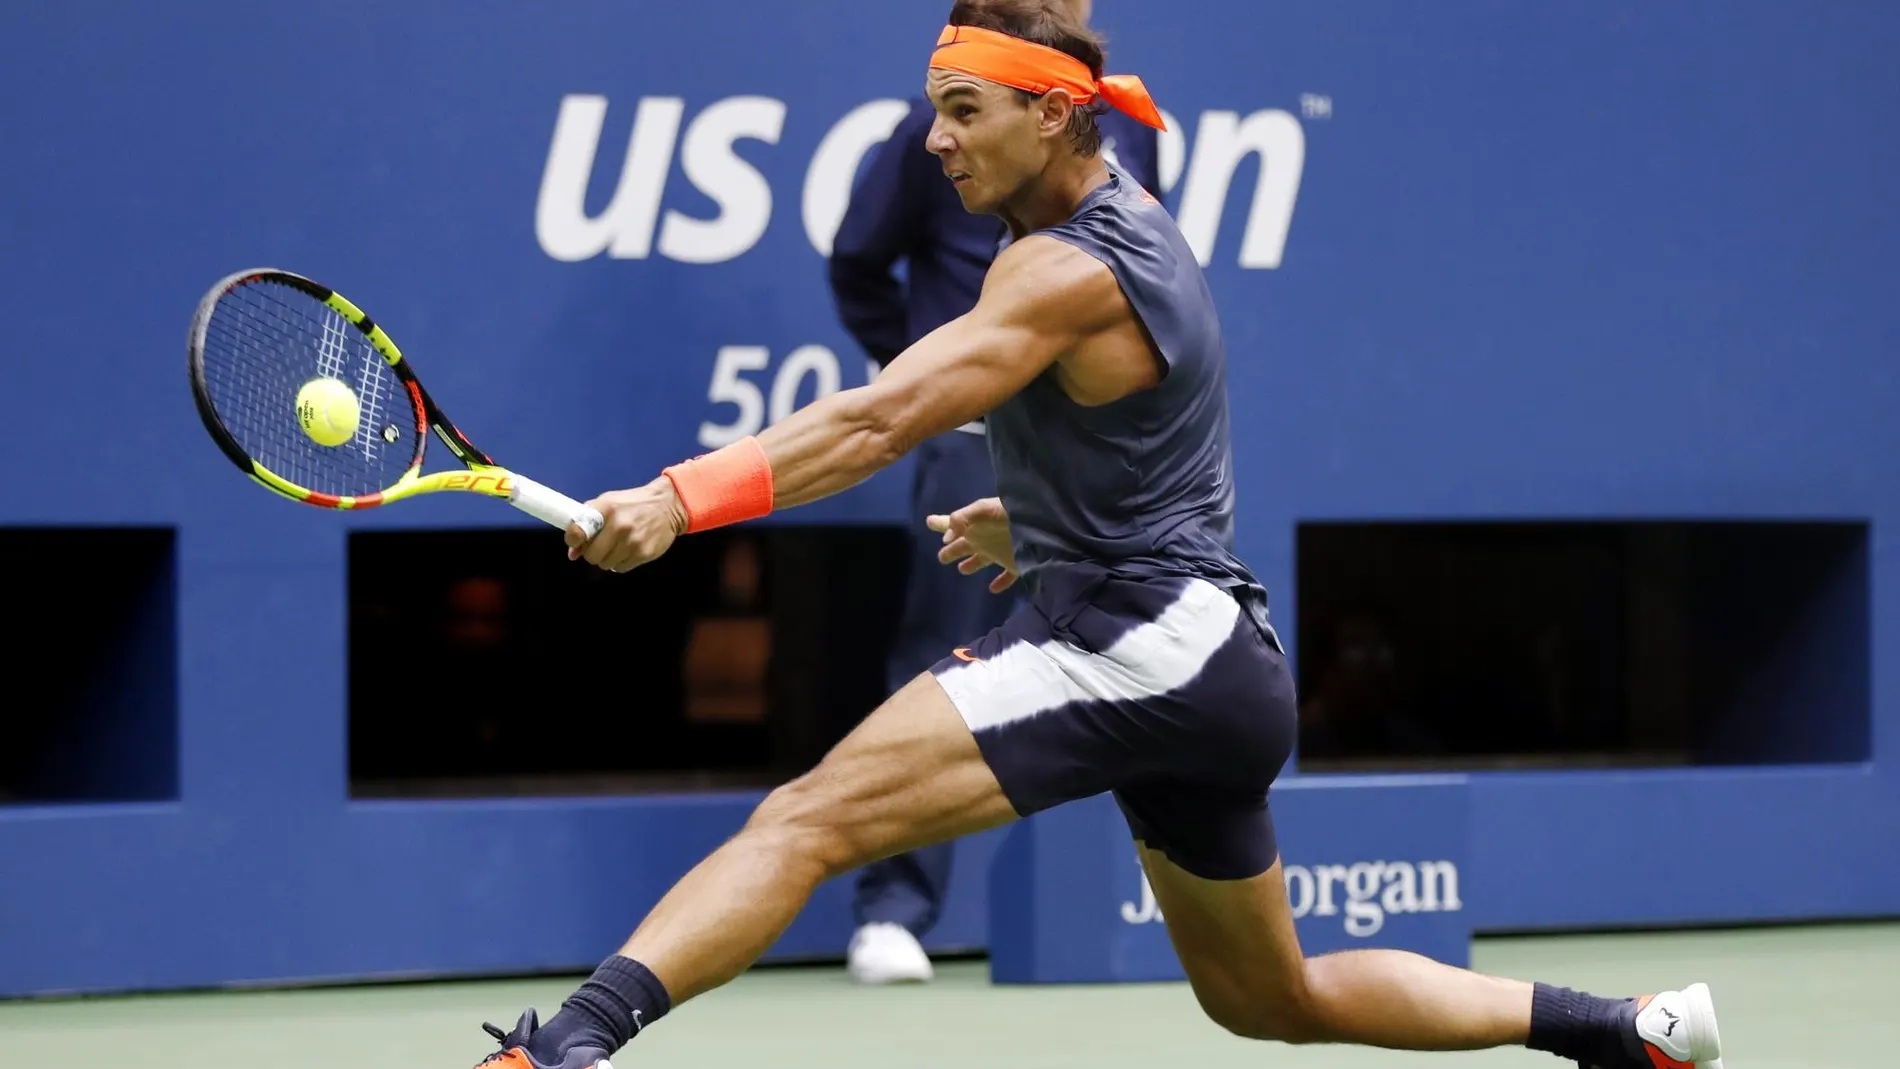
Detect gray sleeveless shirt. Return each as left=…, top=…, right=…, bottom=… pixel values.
left=986, top=163, right=1270, bottom=625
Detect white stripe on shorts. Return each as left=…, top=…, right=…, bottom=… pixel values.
left=934, top=578, right=1241, bottom=734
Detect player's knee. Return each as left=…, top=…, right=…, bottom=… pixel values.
left=1203, top=1002, right=1326, bottom=1045
left=1195, top=972, right=1328, bottom=1045
left=740, top=774, right=867, bottom=877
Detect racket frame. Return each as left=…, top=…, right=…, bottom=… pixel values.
left=188, top=267, right=601, bottom=533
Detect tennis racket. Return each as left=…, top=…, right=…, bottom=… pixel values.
left=187, top=267, right=603, bottom=537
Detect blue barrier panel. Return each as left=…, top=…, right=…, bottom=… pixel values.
left=989, top=776, right=1469, bottom=983
left=0, top=797, right=1004, bottom=998
left=1470, top=765, right=1898, bottom=932
left=3, top=0, right=1899, bottom=997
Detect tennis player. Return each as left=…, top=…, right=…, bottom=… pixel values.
left=823, top=0, right=1159, bottom=986
left=477, top=3, right=1726, bottom=1067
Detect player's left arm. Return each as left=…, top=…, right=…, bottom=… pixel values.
left=761, top=234, right=1118, bottom=507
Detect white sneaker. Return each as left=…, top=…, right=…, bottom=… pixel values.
left=1632, top=982, right=1724, bottom=1069
left=846, top=922, right=934, bottom=984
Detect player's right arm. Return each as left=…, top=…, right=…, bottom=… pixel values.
left=756, top=234, right=1123, bottom=509
left=567, top=236, right=1121, bottom=574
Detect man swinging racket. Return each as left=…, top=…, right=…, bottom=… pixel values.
left=475, top=3, right=1727, bottom=1068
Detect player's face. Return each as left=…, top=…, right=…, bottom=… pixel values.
left=925, top=71, right=1051, bottom=214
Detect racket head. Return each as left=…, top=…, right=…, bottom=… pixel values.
left=188, top=268, right=428, bottom=509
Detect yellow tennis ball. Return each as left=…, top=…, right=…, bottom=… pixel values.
left=296, top=377, right=360, bottom=448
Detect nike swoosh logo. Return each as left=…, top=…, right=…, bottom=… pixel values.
left=953, top=647, right=978, bottom=662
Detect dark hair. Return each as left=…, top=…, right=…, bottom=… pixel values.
left=947, top=0, right=1106, bottom=156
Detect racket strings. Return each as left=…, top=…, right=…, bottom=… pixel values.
left=199, top=281, right=423, bottom=498
left=333, top=315, right=396, bottom=466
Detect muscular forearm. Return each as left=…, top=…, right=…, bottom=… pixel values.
left=753, top=386, right=906, bottom=509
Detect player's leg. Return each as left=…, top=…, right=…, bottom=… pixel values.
left=616, top=670, right=1013, bottom=999
left=477, top=670, right=1019, bottom=1069
left=1100, top=576, right=1724, bottom=1066
left=1130, top=833, right=1529, bottom=1048
left=850, top=430, right=1011, bottom=982
left=1125, top=801, right=1724, bottom=1065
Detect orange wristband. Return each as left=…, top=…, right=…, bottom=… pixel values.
left=662, top=436, right=775, bottom=533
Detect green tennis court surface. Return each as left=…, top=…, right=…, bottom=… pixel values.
left=5, top=923, right=1895, bottom=1067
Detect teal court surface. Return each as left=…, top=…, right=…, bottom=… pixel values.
left=5, top=923, right=1896, bottom=1068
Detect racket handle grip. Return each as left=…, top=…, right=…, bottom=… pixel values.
left=509, top=475, right=605, bottom=538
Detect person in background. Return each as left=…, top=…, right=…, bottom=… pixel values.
left=823, top=0, right=1160, bottom=985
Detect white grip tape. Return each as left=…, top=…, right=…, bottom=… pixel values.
left=509, top=475, right=604, bottom=537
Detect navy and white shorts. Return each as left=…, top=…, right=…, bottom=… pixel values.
left=928, top=564, right=1297, bottom=881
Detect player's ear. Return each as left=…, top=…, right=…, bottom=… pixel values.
left=1037, top=88, right=1077, bottom=140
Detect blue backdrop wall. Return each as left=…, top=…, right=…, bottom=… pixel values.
left=3, top=0, right=1898, bottom=996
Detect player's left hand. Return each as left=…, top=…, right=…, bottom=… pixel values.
left=567, top=477, right=688, bottom=573
left=930, top=497, right=1017, bottom=593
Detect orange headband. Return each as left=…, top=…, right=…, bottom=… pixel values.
left=930, top=24, right=1166, bottom=131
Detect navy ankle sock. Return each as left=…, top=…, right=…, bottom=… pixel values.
left=1527, top=983, right=1639, bottom=1066
left=529, top=956, right=672, bottom=1061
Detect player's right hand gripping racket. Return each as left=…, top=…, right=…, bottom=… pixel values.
left=188, top=267, right=604, bottom=537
